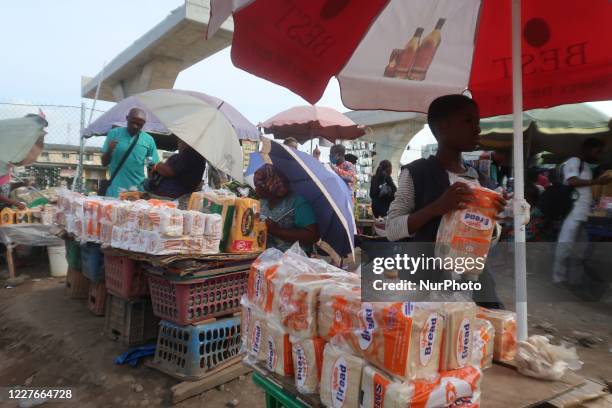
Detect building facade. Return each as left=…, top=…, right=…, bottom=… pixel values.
left=18, top=144, right=106, bottom=191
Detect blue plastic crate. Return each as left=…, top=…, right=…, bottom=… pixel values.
left=152, top=317, right=242, bottom=380
left=80, top=242, right=105, bottom=282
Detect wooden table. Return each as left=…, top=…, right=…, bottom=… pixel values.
left=0, top=224, right=63, bottom=279
left=481, top=364, right=585, bottom=407
left=251, top=362, right=588, bottom=408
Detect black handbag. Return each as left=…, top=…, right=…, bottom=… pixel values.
left=98, top=133, right=140, bottom=196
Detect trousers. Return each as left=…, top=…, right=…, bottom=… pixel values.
left=553, top=216, right=588, bottom=284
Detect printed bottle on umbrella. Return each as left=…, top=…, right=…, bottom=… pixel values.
left=409, top=18, right=446, bottom=81
left=392, top=27, right=424, bottom=79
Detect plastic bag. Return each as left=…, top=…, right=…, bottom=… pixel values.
left=182, top=210, right=206, bottom=237
left=290, top=336, right=326, bottom=394
left=247, top=248, right=284, bottom=311
left=515, top=335, right=583, bottom=381
left=226, top=197, right=266, bottom=253
left=319, top=293, right=443, bottom=381
left=436, top=184, right=501, bottom=279
left=477, top=308, right=517, bottom=362
left=241, top=298, right=267, bottom=364
left=409, top=366, right=482, bottom=407
left=472, top=318, right=494, bottom=370
left=360, top=365, right=481, bottom=408
left=265, top=320, right=294, bottom=377
left=438, top=302, right=477, bottom=371
left=190, top=189, right=236, bottom=249
left=320, top=342, right=364, bottom=408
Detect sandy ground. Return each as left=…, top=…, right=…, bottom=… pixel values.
left=0, top=248, right=610, bottom=408
left=0, top=257, right=266, bottom=408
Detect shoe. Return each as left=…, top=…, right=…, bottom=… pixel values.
left=553, top=281, right=570, bottom=290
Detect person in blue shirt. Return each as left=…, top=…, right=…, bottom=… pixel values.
left=254, top=164, right=319, bottom=253
left=101, top=108, right=159, bottom=197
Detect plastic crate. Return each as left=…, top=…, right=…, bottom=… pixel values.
left=104, top=254, right=148, bottom=299
left=152, top=317, right=242, bottom=380
left=88, top=281, right=107, bottom=316
left=65, top=267, right=89, bottom=299
left=147, top=271, right=247, bottom=326
left=80, top=243, right=105, bottom=282
left=252, top=371, right=309, bottom=408
left=104, top=294, right=159, bottom=346
left=64, top=239, right=81, bottom=270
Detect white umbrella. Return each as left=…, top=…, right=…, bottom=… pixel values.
left=133, top=89, right=244, bottom=181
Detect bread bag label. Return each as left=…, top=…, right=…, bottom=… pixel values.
left=331, top=357, right=349, bottom=408
left=420, top=313, right=440, bottom=366
left=456, top=318, right=472, bottom=368
left=359, top=303, right=376, bottom=350
left=266, top=335, right=278, bottom=371
left=460, top=210, right=492, bottom=231
left=294, top=344, right=309, bottom=388
left=251, top=320, right=263, bottom=355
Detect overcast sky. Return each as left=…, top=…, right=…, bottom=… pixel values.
left=1, top=1, right=610, bottom=164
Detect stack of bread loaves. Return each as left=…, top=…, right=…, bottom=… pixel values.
left=243, top=245, right=490, bottom=407
left=54, top=189, right=224, bottom=255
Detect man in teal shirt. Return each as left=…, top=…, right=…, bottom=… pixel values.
left=101, top=108, right=159, bottom=197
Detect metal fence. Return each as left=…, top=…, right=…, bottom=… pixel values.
left=0, top=101, right=108, bottom=192
left=0, top=101, right=106, bottom=147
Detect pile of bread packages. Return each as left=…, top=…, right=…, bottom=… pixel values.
left=188, top=190, right=266, bottom=254
left=55, top=189, right=223, bottom=255
left=242, top=245, right=518, bottom=408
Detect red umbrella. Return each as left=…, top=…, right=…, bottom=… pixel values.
left=260, top=105, right=365, bottom=144
left=208, top=0, right=611, bottom=117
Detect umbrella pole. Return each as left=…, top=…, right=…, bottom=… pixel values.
left=511, top=0, right=528, bottom=341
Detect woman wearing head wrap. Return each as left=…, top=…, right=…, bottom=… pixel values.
left=254, top=164, right=319, bottom=252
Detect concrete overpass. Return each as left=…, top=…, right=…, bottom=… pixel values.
left=81, top=0, right=233, bottom=102
left=344, top=110, right=427, bottom=179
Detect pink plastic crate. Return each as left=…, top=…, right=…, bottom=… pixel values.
left=147, top=271, right=247, bottom=325
left=104, top=254, right=149, bottom=299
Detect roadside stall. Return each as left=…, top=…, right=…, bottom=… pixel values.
left=52, top=89, right=267, bottom=393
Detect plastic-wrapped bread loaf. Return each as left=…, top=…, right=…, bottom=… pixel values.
left=273, top=273, right=332, bottom=339
left=350, top=303, right=443, bottom=381
left=242, top=302, right=267, bottom=363
left=183, top=210, right=206, bottom=237
left=320, top=343, right=364, bottom=408
left=99, top=221, right=114, bottom=245
left=290, top=336, right=326, bottom=394
left=401, top=304, right=445, bottom=381
left=320, top=291, right=443, bottom=381
left=410, top=366, right=482, bottom=407
left=439, top=302, right=477, bottom=371
left=247, top=248, right=283, bottom=311
left=265, top=320, right=294, bottom=377
left=360, top=365, right=413, bottom=408
left=272, top=252, right=359, bottom=339
left=435, top=184, right=501, bottom=278
left=477, top=308, right=517, bottom=362
left=472, top=318, right=494, bottom=369
left=240, top=298, right=252, bottom=354
left=317, top=282, right=362, bottom=342
left=204, top=213, right=223, bottom=238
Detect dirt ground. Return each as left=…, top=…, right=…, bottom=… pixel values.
left=0, top=250, right=610, bottom=408
left=0, top=259, right=266, bottom=408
